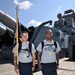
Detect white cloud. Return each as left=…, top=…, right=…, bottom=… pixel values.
left=14, top=0, right=18, bottom=5
left=28, top=19, right=42, bottom=26
left=28, top=19, right=36, bottom=24
left=19, top=1, right=32, bottom=10
left=36, top=22, right=42, bottom=26
left=58, top=6, right=61, bottom=11
left=14, top=0, right=32, bottom=10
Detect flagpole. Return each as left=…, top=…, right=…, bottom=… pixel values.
left=16, top=5, right=19, bottom=75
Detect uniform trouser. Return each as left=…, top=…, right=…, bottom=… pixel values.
left=19, top=62, right=33, bottom=75
left=41, top=62, right=57, bottom=75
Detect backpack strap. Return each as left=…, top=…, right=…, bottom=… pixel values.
left=41, top=41, right=44, bottom=50
left=18, top=42, right=32, bottom=57
left=29, top=42, right=32, bottom=53
left=41, top=41, right=57, bottom=49
left=41, top=41, right=44, bottom=57
left=18, top=40, right=22, bottom=53
left=41, top=41, right=57, bottom=54
left=54, top=41, right=57, bottom=48
left=53, top=41, right=57, bottom=52
left=27, top=42, right=32, bottom=57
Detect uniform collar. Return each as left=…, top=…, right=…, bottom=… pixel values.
left=44, top=39, right=54, bottom=42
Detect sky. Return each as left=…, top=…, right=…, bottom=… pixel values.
left=0, top=0, right=75, bottom=29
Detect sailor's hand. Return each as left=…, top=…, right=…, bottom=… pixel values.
left=38, top=63, right=42, bottom=70
left=14, top=66, right=19, bottom=74
left=56, top=63, right=59, bottom=69
left=32, top=66, right=35, bottom=71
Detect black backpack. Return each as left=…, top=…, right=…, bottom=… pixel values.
left=18, top=41, right=32, bottom=57
left=41, top=41, right=57, bottom=56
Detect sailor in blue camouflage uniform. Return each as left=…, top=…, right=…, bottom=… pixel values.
left=37, top=29, right=61, bottom=75
left=13, top=31, right=36, bottom=75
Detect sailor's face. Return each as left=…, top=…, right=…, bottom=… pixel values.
left=45, top=30, right=53, bottom=40
left=21, top=33, right=28, bottom=41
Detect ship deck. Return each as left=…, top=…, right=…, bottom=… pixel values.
left=0, top=56, right=75, bottom=75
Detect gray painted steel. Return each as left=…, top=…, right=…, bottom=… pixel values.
left=0, top=9, right=75, bottom=60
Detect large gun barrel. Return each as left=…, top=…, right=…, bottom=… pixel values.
left=0, top=10, right=29, bottom=32
left=0, top=24, right=6, bottom=36
left=0, top=10, right=35, bottom=41
left=0, top=10, right=16, bottom=30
